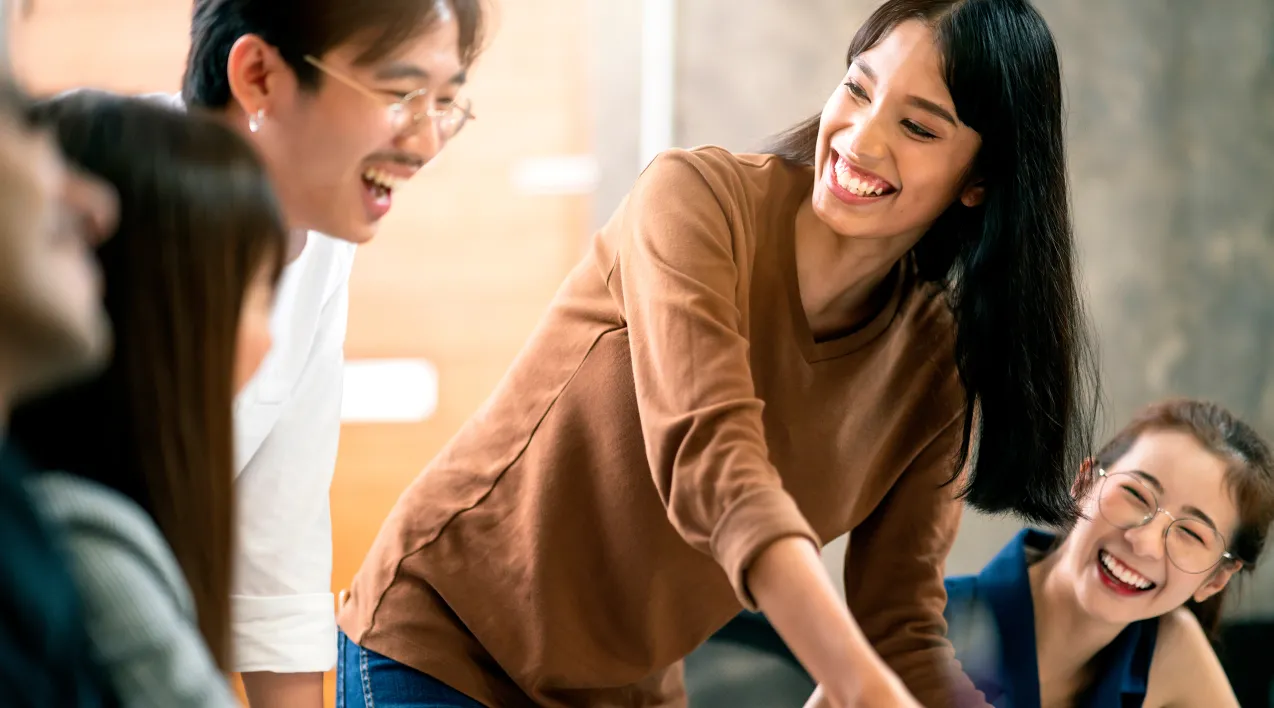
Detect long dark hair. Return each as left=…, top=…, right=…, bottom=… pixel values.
left=8, top=93, right=287, bottom=668
left=768, top=0, right=1099, bottom=525
left=1089, top=399, right=1274, bottom=637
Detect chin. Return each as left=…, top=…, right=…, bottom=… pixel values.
left=810, top=189, right=888, bottom=240
left=20, top=314, right=111, bottom=397
left=341, top=224, right=379, bottom=245
left=316, top=217, right=378, bottom=245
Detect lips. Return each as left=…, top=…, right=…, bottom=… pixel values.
left=1097, top=549, right=1157, bottom=595
left=831, top=151, right=898, bottom=197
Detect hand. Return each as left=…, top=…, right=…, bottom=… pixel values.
left=804, top=665, right=923, bottom=708
left=849, top=668, right=923, bottom=708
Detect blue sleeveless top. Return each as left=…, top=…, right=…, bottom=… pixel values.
left=943, top=529, right=1159, bottom=708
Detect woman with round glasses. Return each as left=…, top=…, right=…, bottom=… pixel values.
left=944, top=399, right=1274, bottom=708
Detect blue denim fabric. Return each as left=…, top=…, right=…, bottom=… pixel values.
left=336, top=631, right=487, bottom=708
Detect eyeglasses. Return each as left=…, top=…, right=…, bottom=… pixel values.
left=302, top=55, right=475, bottom=141
left=1095, top=467, right=1235, bottom=574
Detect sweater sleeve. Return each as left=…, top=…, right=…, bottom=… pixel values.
left=27, top=474, right=240, bottom=708
left=844, top=412, right=989, bottom=708
left=608, top=149, right=820, bottom=609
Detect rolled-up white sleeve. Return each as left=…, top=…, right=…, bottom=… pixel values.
left=230, top=271, right=349, bottom=673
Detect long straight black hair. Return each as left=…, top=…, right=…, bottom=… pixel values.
left=769, top=0, right=1100, bottom=525
left=9, top=93, right=288, bottom=668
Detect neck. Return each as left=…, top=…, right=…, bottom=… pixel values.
left=1029, top=550, right=1130, bottom=696
left=212, top=105, right=311, bottom=259
left=287, top=229, right=309, bottom=263
left=792, top=196, right=912, bottom=338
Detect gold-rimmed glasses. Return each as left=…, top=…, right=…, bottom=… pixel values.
left=1095, top=467, right=1235, bottom=574
left=302, top=55, right=474, bottom=141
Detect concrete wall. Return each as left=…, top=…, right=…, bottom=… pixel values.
left=592, top=0, right=1274, bottom=619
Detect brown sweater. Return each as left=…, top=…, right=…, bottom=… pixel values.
left=340, top=147, right=977, bottom=707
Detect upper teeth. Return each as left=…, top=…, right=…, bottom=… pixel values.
left=834, top=161, right=886, bottom=196
left=1100, top=550, right=1153, bottom=589
left=364, top=167, right=403, bottom=191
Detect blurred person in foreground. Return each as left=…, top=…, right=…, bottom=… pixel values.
left=0, top=78, right=120, bottom=705
left=10, top=93, right=287, bottom=707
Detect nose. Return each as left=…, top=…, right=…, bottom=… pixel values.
left=1125, top=516, right=1168, bottom=560
left=843, top=105, right=889, bottom=166
left=395, top=118, right=444, bottom=166
left=61, top=167, right=118, bottom=246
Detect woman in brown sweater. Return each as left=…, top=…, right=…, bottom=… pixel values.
left=339, top=0, right=1098, bottom=706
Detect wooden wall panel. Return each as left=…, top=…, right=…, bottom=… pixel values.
left=13, top=2, right=593, bottom=705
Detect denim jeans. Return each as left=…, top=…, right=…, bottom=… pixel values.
left=336, top=631, right=486, bottom=708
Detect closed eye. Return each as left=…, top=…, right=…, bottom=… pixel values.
left=377, top=89, right=412, bottom=101
left=902, top=119, right=937, bottom=140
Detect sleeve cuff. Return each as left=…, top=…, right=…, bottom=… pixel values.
left=710, top=487, right=821, bottom=611
left=230, top=593, right=337, bottom=673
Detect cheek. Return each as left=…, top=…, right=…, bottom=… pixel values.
left=285, top=106, right=388, bottom=178
left=896, top=147, right=969, bottom=208
left=815, top=91, right=855, bottom=168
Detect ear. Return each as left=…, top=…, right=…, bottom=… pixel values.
left=1072, top=457, right=1097, bottom=499
left=960, top=179, right=985, bottom=207
left=224, top=34, right=295, bottom=121
left=1192, top=560, right=1243, bottom=603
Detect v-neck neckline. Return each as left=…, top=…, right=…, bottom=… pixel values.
left=778, top=166, right=908, bottom=364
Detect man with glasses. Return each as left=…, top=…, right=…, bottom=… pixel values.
left=177, top=2, right=485, bottom=706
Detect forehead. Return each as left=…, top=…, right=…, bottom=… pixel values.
left=1113, top=428, right=1240, bottom=528
left=854, top=20, right=950, bottom=99
left=329, top=16, right=464, bottom=81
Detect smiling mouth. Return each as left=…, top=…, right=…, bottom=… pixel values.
left=362, top=167, right=404, bottom=199
left=1097, top=549, right=1157, bottom=594
left=832, top=151, right=898, bottom=198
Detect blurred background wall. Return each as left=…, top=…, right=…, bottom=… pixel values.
left=11, top=0, right=1273, bottom=704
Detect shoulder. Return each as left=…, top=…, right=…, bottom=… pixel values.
left=297, top=232, right=357, bottom=301
left=634, top=146, right=798, bottom=207
left=898, top=269, right=958, bottom=353
left=1152, top=607, right=1215, bottom=663
left=889, top=265, right=963, bottom=405
left=941, top=574, right=988, bottom=631
left=1145, top=608, right=1238, bottom=707
left=25, top=473, right=193, bottom=615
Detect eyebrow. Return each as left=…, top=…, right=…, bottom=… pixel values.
left=374, top=63, right=468, bottom=86
left=852, top=59, right=959, bottom=127
left=1129, top=470, right=1220, bottom=530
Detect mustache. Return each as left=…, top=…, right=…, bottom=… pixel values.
left=365, top=152, right=425, bottom=171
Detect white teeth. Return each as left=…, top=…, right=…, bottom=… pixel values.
left=1100, top=550, right=1153, bottom=589
left=362, top=167, right=402, bottom=192
left=833, top=159, right=890, bottom=197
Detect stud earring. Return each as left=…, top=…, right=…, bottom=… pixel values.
left=248, top=108, right=265, bottom=133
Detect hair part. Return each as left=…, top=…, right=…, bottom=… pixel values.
left=183, top=0, right=488, bottom=109
left=766, top=0, right=1100, bottom=525
left=9, top=92, right=288, bottom=667
left=1091, top=399, right=1274, bottom=636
